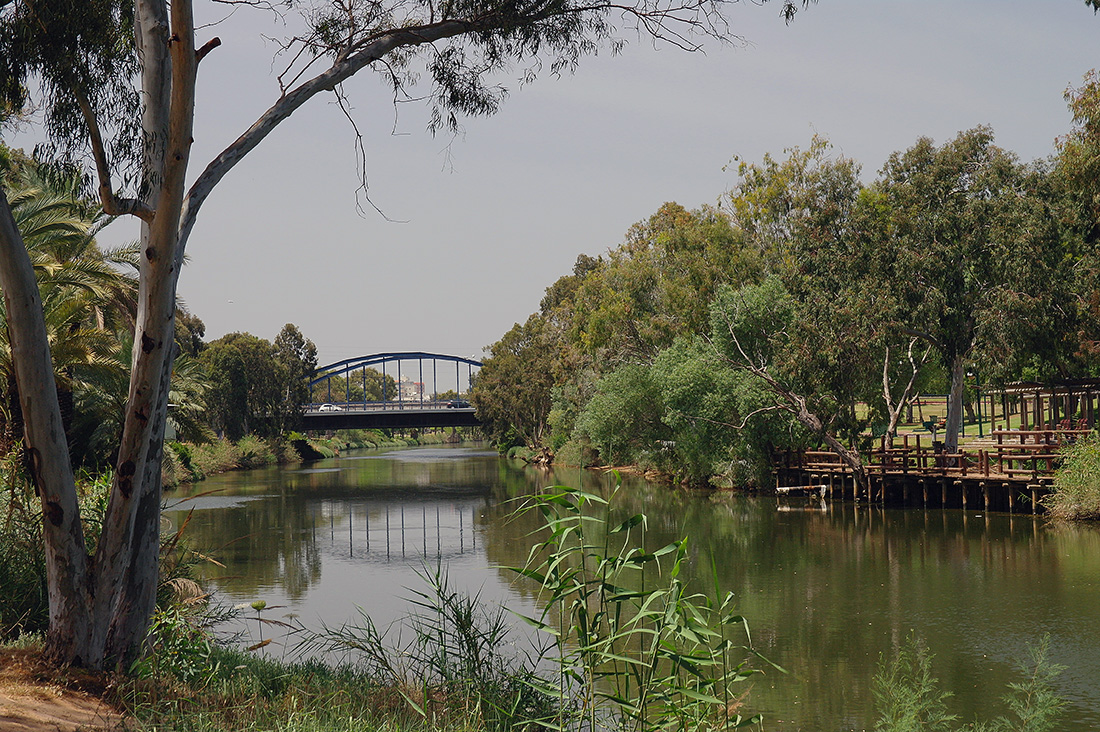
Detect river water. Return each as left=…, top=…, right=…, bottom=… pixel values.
left=163, top=444, right=1100, bottom=731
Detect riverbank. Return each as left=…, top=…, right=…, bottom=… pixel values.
left=163, top=428, right=471, bottom=488
left=0, top=645, right=123, bottom=732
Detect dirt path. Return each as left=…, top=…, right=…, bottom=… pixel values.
left=0, top=648, right=125, bottom=731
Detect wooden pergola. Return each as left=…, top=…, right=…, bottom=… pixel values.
left=991, top=378, right=1100, bottom=432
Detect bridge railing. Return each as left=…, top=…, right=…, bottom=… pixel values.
left=306, top=400, right=473, bottom=412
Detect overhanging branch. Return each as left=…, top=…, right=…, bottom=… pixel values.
left=73, top=90, right=155, bottom=222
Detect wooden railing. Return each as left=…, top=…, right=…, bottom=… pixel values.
left=790, top=429, right=1092, bottom=482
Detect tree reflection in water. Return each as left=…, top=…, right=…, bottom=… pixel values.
left=163, top=445, right=1100, bottom=732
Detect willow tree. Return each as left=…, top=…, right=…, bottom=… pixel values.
left=0, top=0, right=815, bottom=669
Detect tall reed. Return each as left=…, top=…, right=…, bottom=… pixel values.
left=511, top=481, right=771, bottom=731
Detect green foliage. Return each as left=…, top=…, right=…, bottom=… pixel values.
left=296, top=565, right=554, bottom=731
left=653, top=337, right=787, bottom=486
left=130, top=604, right=220, bottom=686
left=472, top=313, right=558, bottom=450
left=235, top=435, right=278, bottom=470
left=977, top=636, right=1066, bottom=732
left=477, top=107, right=1100, bottom=482
left=1045, top=435, right=1100, bottom=519
left=873, top=636, right=1065, bottom=732
left=553, top=438, right=600, bottom=467
left=201, top=333, right=286, bottom=441
left=0, top=1, right=140, bottom=179
left=873, top=637, right=957, bottom=732
left=270, top=324, right=318, bottom=435
left=311, top=368, right=398, bottom=405
left=200, top=326, right=315, bottom=441
left=188, top=439, right=241, bottom=480
left=0, top=466, right=117, bottom=637
left=570, top=203, right=761, bottom=364
left=0, top=148, right=142, bottom=466
left=574, top=363, right=668, bottom=468
left=512, top=484, right=770, bottom=730
left=1057, top=70, right=1100, bottom=369
left=0, top=471, right=47, bottom=637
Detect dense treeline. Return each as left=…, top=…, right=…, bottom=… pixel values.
left=0, top=143, right=323, bottom=473
left=472, top=74, right=1100, bottom=487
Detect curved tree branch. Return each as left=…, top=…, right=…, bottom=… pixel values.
left=72, top=90, right=155, bottom=222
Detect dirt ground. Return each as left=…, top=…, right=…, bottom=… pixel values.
left=0, top=648, right=125, bottom=731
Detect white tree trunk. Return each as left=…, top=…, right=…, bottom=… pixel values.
left=0, top=189, right=91, bottom=663
left=882, top=339, right=928, bottom=441
left=944, top=355, right=966, bottom=454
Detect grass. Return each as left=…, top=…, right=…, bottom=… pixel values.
left=111, top=481, right=773, bottom=732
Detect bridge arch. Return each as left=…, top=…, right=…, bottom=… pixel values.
left=308, top=351, right=482, bottom=409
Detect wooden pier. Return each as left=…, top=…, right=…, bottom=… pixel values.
left=776, top=429, right=1093, bottom=514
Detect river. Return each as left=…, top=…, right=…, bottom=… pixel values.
left=163, top=444, right=1100, bottom=731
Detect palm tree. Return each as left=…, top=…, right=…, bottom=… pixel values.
left=1, top=150, right=211, bottom=469
left=0, top=154, right=137, bottom=457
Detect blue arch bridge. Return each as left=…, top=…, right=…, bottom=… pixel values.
left=302, top=352, right=482, bottom=430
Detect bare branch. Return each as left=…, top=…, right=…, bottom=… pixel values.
left=180, top=16, right=510, bottom=244
left=882, top=337, right=932, bottom=439
left=196, top=36, right=222, bottom=63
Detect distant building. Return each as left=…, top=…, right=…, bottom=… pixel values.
left=398, top=377, right=424, bottom=402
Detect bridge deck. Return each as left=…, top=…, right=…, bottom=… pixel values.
left=302, top=403, right=479, bottom=430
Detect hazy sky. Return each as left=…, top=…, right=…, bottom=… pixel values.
left=84, top=1, right=1100, bottom=365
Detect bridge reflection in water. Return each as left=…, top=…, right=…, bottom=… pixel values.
left=313, top=499, right=477, bottom=562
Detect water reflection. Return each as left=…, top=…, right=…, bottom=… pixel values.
left=163, top=446, right=1100, bottom=731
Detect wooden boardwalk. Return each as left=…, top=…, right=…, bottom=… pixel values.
left=776, top=429, right=1093, bottom=514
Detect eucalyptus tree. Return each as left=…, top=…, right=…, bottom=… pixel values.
left=200, top=332, right=288, bottom=441
left=1055, top=70, right=1100, bottom=368
left=569, top=202, right=759, bottom=367
left=472, top=312, right=558, bottom=450
left=721, top=139, right=884, bottom=486
left=872, top=128, right=1065, bottom=451
left=0, top=0, right=816, bottom=667
left=273, top=323, right=317, bottom=434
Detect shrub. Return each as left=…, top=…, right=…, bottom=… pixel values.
left=553, top=438, right=599, bottom=468
left=0, top=479, right=47, bottom=637
left=510, top=483, right=768, bottom=730
left=235, top=435, right=276, bottom=469
left=1045, top=435, right=1100, bottom=519
left=873, top=635, right=1064, bottom=732
left=161, top=447, right=184, bottom=488
left=189, top=439, right=239, bottom=479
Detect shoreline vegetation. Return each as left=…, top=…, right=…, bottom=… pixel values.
left=468, top=83, right=1100, bottom=520
left=160, top=429, right=471, bottom=489
left=0, top=484, right=1070, bottom=732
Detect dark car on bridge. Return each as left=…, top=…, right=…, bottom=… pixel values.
left=447, top=399, right=471, bottom=409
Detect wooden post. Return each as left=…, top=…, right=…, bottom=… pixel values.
left=1006, top=482, right=1014, bottom=513
left=982, top=481, right=990, bottom=512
